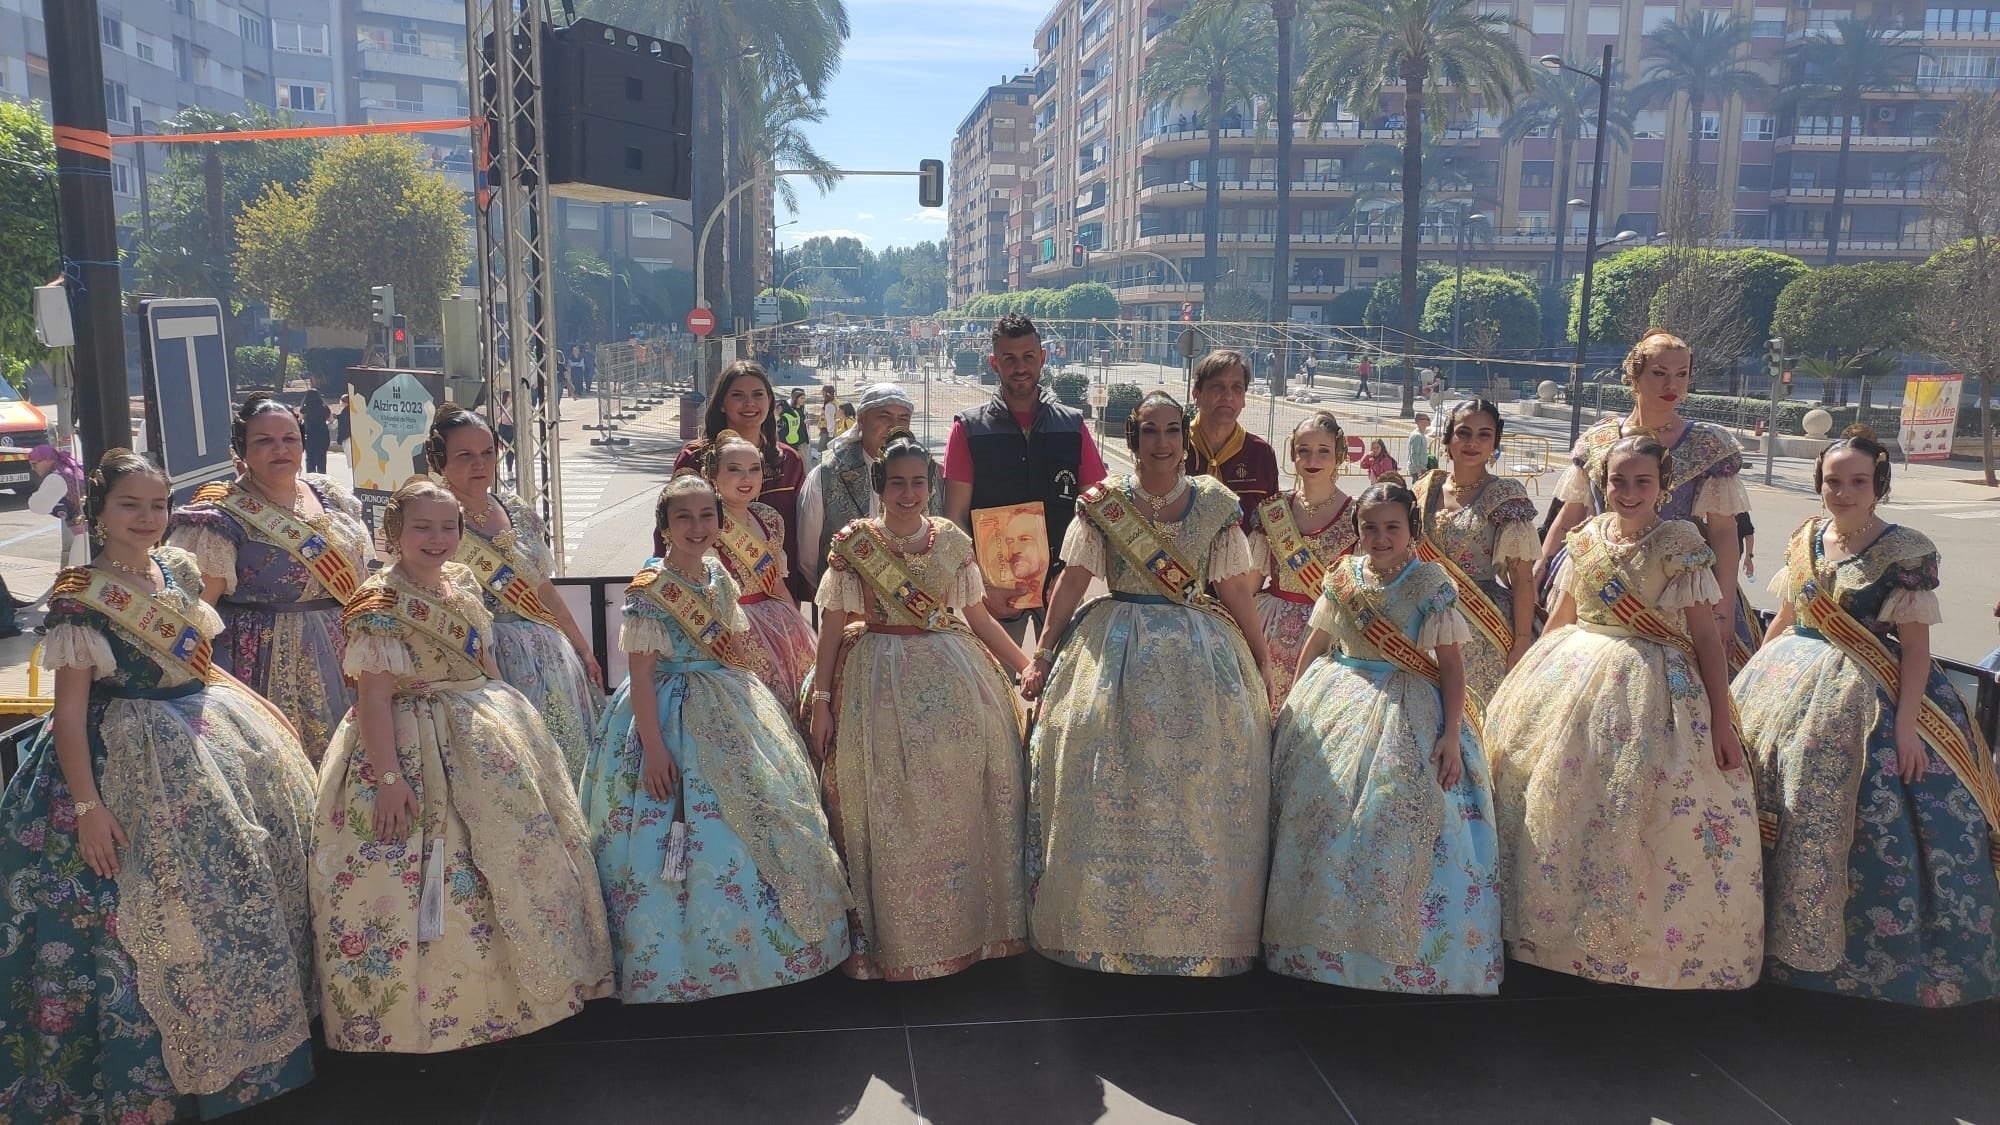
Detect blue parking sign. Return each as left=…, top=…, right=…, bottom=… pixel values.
left=140, top=299, right=236, bottom=499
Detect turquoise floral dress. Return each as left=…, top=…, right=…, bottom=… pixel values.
left=1735, top=520, right=2000, bottom=1006
left=0, top=549, right=318, bottom=1120
left=582, top=558, right=850, bottom=1002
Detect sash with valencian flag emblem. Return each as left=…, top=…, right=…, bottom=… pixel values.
left=1325, top=558, right=1484, bottom=740
left=454, top=521, right=563, bottom=630
left=718, top=506, right=788, bottom=599
left=1256, top=493, right=1345, bottom=598
left=829, top=520, right=951, bottom=630
left=197, top=480, right=364, bottom=604
left=1077, top=482, right=1205, bottom=605
left=1411, top=470, right=1517, bottom=658
left=62, top=564, right=215, bottom=681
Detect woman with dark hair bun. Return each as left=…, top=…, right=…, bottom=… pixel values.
left=0, top=449, right=321, bottom=1119
left=671, top=361, right=809, bottom=599
left=1735, top=425, right=2000, bottom=1006
left=170, top=390, right=371, bottom=761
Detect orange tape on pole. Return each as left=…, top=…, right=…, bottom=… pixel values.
left=53, top=125, right=114, bottom=160
left=109, top=119, right=480, bottom=145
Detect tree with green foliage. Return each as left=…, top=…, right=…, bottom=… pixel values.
left=0, top=101, right=58, bottom=391
left=1142, top=0, right=1277, bottom=314
left=1057, top=282, right=1122, bottom=320
left=1919, top=93, right=2000, bottom=480
left=1205, top=285, right=1270, bottom=323
left=1327, top=284, right=1373, bottom=327
left=234, top=135, right=470, bottom=333
left=1303, top=0, right=1531, bottom=416
left=758, top=286, right=810, bottom=323
left=1726, top=249, right=1811, bottom=346
left=1771, top=261, right=1919, bottom=411
left=726, top=65, right=842, bottom=324
left=1418, top=270, right=1541, bottom=350
left=1362, top=264, right=1450, bottom=334
left=1789, top=18, right=1918, bottom=263
left=1568, top=245, right=1668, bottom=345
left=1632, top=13, right=1767, bottom=186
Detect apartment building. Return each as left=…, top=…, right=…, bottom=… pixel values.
left=346, top=0, right=472, bottom=190
left=999, top=0, right=1994, bottom=326
left=948, top=73, right=1038, bottom=307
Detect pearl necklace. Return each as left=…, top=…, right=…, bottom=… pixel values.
left=664, top=555, right=708, bottom=585
left=882, top=518, right=930, bottom=553
left=1134, top=475, right=1188, bottom=519
left=100, top=553, right=157, bottom=582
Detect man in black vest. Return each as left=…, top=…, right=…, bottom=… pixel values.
left=943, top=314, right=1109, bottom=643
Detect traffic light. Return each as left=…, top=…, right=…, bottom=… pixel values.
left=391, top=314, right=408, bottom=348
left=1071, top=243, right=1086, bottom=269
left=370, top=285, right=396, bottom=326
left=917, top=158, right=944, bottom=209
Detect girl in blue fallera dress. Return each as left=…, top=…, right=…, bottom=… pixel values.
left=582, top=473, right=851, bottom=1003
left=1264, top=478, right=1503, bottom=994
left=1735, top=427, right=2000, bottom=1006
left=0, top=450, right=319, bottom=1121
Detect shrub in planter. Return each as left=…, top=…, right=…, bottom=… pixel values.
left=954, top=348, right=983, bottom=377
left=233, top=345, right=283, bottom=387
left=1049, top=371, right=1090, bottom=407
left=1104, top=383, right=1144, bottom=437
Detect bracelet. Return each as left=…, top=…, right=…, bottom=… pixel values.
left=1033, top=646, right=1057, bottom=665
left=810, top=690, right=833, bottom=704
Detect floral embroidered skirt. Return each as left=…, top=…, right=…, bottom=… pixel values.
left=491, top=614, right=602, bottom=781
left=0, top=684, right=318, bottom=1120
left=826, top=628, right=1027, bottom=981
left=1027, top=596, right=1271, bottom=977
left=1254, top=591, right=1315, bottom=707
left=583, top=663, right=849, bottom=1002
left=312, top=678, right=612, bottom=1052
left=216, top=598, right=352, bottom=763
left=1737, top=628, right=2000, bottom=1007
left=739, top=597, right=817, bottom=715
left=1266, top=654, right=1503, bottom=995
left=1487, top=622, right=1764, bottom=989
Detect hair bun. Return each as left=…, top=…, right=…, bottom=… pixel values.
left=1374, top=471, right=1408, bottom=488
left=669, top=466, right=707, bottom=481
left=1840, top=423, right=1879, bottom=442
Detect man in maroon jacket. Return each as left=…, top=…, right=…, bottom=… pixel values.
left=1185, top=349, right=1278, bottom=514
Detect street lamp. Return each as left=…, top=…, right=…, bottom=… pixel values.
left=1450, top=207, right=1487, bottom=353
left=1542, top=44, right=1617, bottom=444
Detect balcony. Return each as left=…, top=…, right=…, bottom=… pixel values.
left=1776, top=132, right=1935, bottom=150
left=360, top=97, right=473, bottom=127
left=359, top=0, right=465, bottom=22
left=357, top=44, right=467, bottom=84
left=1771, top=185, right=1936, bottom=201
left=1913, top=74, right=2000, bottom=93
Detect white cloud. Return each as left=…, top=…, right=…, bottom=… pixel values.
left=791, top=228, right=875, bottom=244
left=904, top=209, right=947, bottom=224
left=854, top=212, right=875, bottom=220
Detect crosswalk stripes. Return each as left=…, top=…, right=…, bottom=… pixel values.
left=559, top=458, right=617, bottom=567
left=1886, top=500, right=2000, bottom=521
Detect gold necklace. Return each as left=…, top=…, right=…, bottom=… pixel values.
left=1606, top=517, right=1661, bottom=546
left=1362, top=551, right=1412, bottom=583
left=1134, top=475, right=1188, bottom=519
left=1294, top=486, right=1337, bottom=514
left=468, top=494, right=496, bottom=527
left=250, top=477, right=304, bottom=513
left=663, top=554, right=708, bottom=585
left=1623, top=416, right=1680, bottom=440
left=99, top=553, right=157, bottom=582
left=401, top=568, right=450, bottom=599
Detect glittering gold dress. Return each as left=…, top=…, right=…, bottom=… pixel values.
left=1027, top=475, right=1273, bottom=976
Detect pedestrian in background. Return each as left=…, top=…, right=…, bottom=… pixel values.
left=1355, top=355, right=1374, bottom=399
left=299, top=387, right=332, bottom=475
left=27, top=442, right=88, bottom=569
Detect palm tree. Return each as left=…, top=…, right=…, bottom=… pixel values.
left=1633, top=13, right=1767, bottom=188
left=726, top=67, right=843, bottom=324
left=1790, top=18, right=1918, bottom=263
left=1498, top=61, right=1632, bottom=288
left=1141, top=1, right=1276, bottom=313
left=1301, top=0, right=1531, bottom=417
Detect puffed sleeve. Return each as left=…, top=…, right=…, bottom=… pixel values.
left=1307, top=590, right=1343, bottom=635
left=949, top=555, right=987, bottom=610
left=1766, top=565, right=1797, bottom=604
left=1657, top=524, right=1723, bottom=609
left=1555, top=436, right=1594, bottom=505
left=1878, top=552, right=1943, bottom=626
left=1691, top=472, right=1751, bottom=524
left=813, top=554, right=868, bottom=616
left=1207, top=525, right=1257, bottom=583
left=1245, top=528, right=1271, bottom=575
left=38, top=597, right=114, bottom=678
left=617, top=590, right=676, bottom=656
left=1415, top=570, right=1475, bottom=650
left=341, top=605, right=413, bottom=677
left=1059, top=515, right=1107, bottom=576
left=166, top=505, right=243, bottom=592
left=1489, top=487, right=1542, bottom=567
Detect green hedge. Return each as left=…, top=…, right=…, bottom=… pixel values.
left=1104, top=383, right=1144, bottom=437
left=232, top=346, right=305, bottom=387
left=954, top=348, right=983, bottom=376
left=1048, top=371, right=1090, bottom=407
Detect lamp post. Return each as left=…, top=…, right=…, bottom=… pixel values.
left=1542, top=44, right=1616, bottom=444
left=1450, top=206, right=1486, bottom=354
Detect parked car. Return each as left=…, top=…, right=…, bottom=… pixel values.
left=0, top=382, right=51, bottom=496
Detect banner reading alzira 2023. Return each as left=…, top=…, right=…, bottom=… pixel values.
left=345, top=368, right=445, bottom=553
left=1898, top=373, right=1964, bottom=462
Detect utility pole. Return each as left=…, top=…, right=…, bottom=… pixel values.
left=43, top=0, right=132, bottom=470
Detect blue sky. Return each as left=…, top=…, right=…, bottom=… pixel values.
left=782, top=0, right=1043, bottom=253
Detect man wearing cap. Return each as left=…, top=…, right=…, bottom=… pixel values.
left=1186, top=349, right=1279, bottom=513
left=942, top=313, right=1108, bottom=642
left=797, top=381, right=938, bottom=589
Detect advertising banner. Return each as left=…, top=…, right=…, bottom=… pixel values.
left=1898, top=373, right=1963, bottom=462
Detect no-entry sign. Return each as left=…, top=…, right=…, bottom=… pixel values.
left=686, top=307, right=716, bottom=337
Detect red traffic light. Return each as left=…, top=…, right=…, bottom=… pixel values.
left=393, top=328, right=407, bottom=343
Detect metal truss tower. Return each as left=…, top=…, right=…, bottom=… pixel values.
left=466, top=0, right=566, bottom=567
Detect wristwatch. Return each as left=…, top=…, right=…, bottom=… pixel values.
left=377, top=771, right=403, bottom=788
left=73, top=800, right=98, bottom=818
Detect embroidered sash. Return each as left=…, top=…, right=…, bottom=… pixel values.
left=1326, top=560, right=1484, bottom=740
left=1412, top=471, right=1516, bottom=659
left=1258, top=493, right=1343, bottom=595
left=455, top=527, right=562, bottom=630
left=64, top=566, right=214, bottom=681
left=718, top=509, right=787, bottom=599
left=201, top=481, right=364, bottom=604
left=628, top=566, right=732, bottom=660
left=1077, top=483, right=1206, bottom=606
left=1787, top=520, right=2000, bottom=864
left=357, top=579, right=485, bottom=678
left=829, top=520, right=952, bottom=631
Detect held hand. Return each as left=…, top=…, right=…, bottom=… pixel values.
left=808, top=700, right=833, bottom=763
left=371, top=779, right=419, bottom=840
left=76, top=805, right=128, bottom=878
left=640, top=743, right=680, bottom=803
left=1431, top=736, right=1464, bottom=790
left=1018, top=659, right=1049, bottom=702
left=1894, top=721, right=1927, bottom=784
left=1712, top=723, right=1745, bottom=773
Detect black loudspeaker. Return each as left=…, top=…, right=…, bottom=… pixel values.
left=542, top=19, right=693, bottom=203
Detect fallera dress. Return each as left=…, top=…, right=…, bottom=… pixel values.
left=715, top=501, right=817, bottom=710
left=1266, top=556, right=1503, bottom=995
left=170, top=474, right=370, bottom=761
left=458, top=488, right=601, bottom=778
left=1487, top=515, right=1764, bottom=989
left=1245, top=491, right=1357, bottom=706
left=0, top=549, right=318, bottom=1121
left=1027, top=475, right=1273, bottom=977
left=312, top=564, right=612, bottom=1053
left=1736, top=519, right=2000, bottom=1006
left=1556, top=419, right=1760, bottom=670
left=815, top=517, right=1028, bottom=980
left=583, top=557, right=850, bottom=1002
left=1411, top=470, right=1540, bottom=709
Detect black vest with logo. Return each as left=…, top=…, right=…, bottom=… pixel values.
left=959, top=390, right=1086, bottom=568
